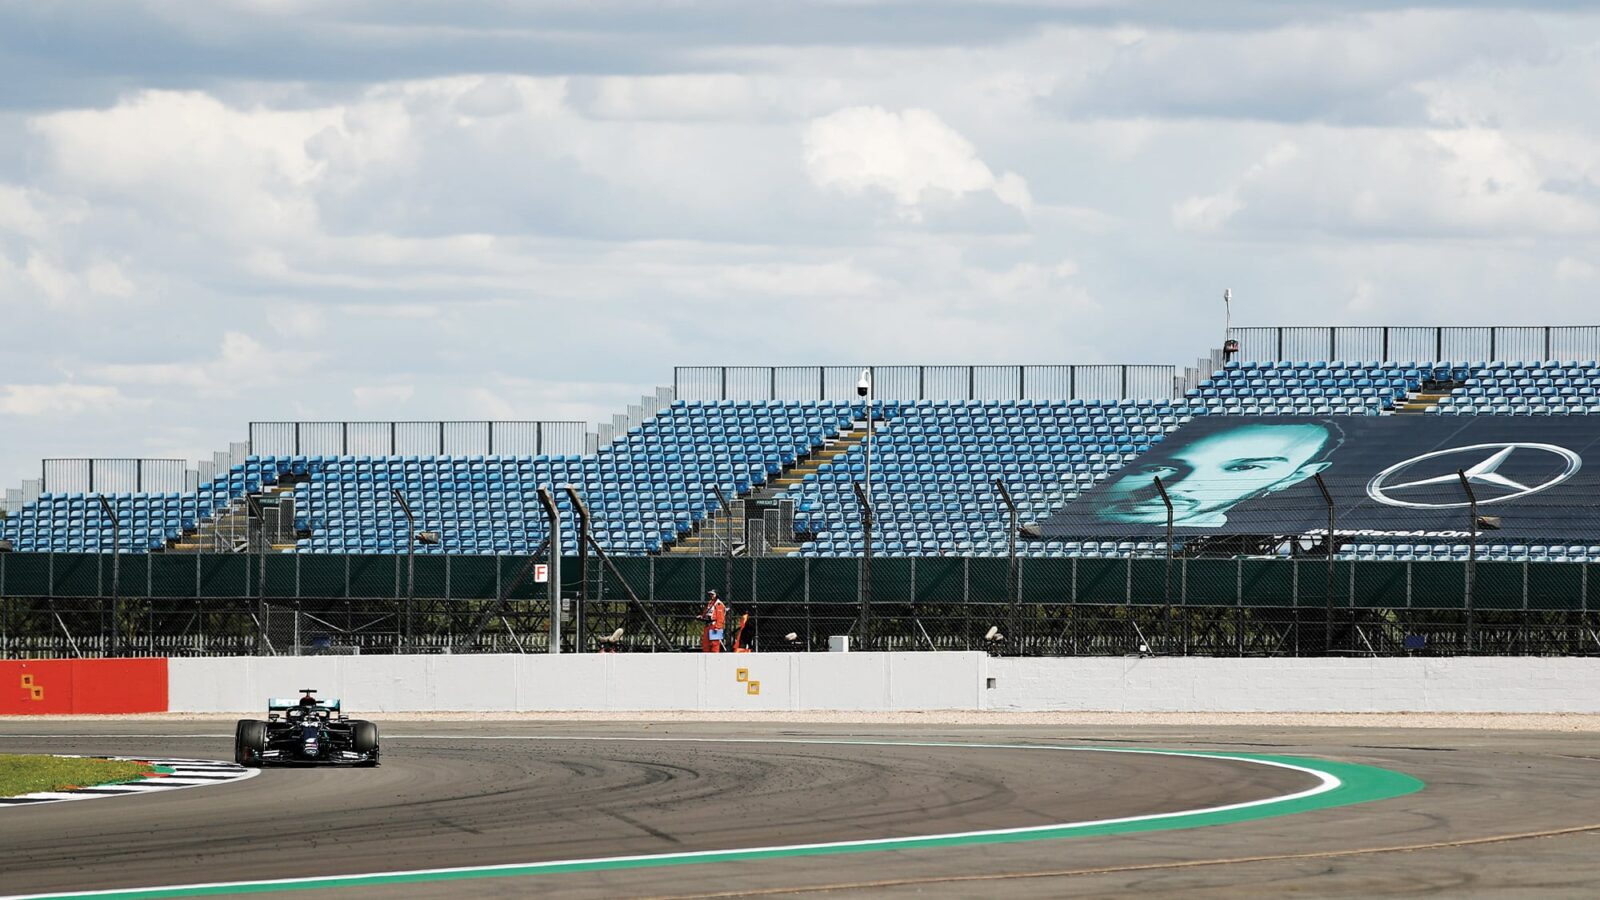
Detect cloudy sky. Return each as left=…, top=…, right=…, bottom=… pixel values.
left=3, top=1, right=1598, bottom=489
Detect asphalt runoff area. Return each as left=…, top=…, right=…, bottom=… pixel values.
left=2, top=719, right=1598, bottom=898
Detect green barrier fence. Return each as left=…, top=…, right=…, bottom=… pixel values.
left=1, top=552, right=1595, bottom=658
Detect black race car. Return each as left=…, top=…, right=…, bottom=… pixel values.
left=234, top=689, right=380, bottom=767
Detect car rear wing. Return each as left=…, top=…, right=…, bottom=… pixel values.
left=268, top=698, right=342, bottom=712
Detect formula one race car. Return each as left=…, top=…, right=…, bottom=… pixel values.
left=234, top=690, right=380, bottom=767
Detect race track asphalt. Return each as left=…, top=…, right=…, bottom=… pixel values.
left=2, top=720, right=1598, bottom=898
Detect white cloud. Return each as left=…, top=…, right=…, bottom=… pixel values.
left=353, top=384, right=416, bottom=407
left=0, top=384, right=126, bottom=416
left=1173, top=130, right=1599, bottom=238
left=1556, top=257, right=1597, bottom=281
left=803, top=106, right=1032, bottom=220
left=30, top=90, right=336, bottom=241
left=4, top=5, right=1600, bottom=490
left=1066, top=10, right=1548, bottom=124
left=91, top=331, right=323, bottom=396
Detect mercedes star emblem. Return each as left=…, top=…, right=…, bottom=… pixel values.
left=1366, top=443, right=1582, bottom=509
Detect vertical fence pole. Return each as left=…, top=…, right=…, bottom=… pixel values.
left=248, top=495, right=267, bottom=656
left=1314, top=473, right=1335, bottom=654
left=99, top=496, right=121, bottom=657
left=537, top=488, right=563, bottom=654
left=1152, top=477, right=1174, bottom=653
left=1458, top=470, right=1477, bottom=654
left=564, top=485, right=590, bottom=653
left=853, top=482, right=873, bottom=650
left=392, top=489, right=416, bottom=654
left=994, top=479, right=1019, bottom=654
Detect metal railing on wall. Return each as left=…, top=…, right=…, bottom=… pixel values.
left=673, top=365, right=1181, bottom=403
left=1229, top=326, right=1600, bottom=365
left=248, top=421, right=589, bottom=458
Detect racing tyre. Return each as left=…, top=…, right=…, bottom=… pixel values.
left=352, top=720, right=380, bottom=766
left=235, top=719, right=268, bottom=767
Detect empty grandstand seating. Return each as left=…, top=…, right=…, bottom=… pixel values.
left=289, top=401, right=860, bottom=555
left=1429, top=360, right=1600, bottom=415
left=0, top=461, right=284, bottom=553
left=3, top=355, right=1598, bottom=562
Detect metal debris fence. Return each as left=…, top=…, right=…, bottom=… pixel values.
left=2, top=552, right=1597, bottom=658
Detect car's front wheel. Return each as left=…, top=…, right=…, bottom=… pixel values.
left=352, top=720, right=380, bottom=766
left=235, top=719, right=268, bottom=767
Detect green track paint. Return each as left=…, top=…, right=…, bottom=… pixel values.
left=9, top=740, right=1423, bottom=900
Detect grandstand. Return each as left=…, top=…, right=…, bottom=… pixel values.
left=3, top=324, right=1599, bottom=658
left=4, top=331, right=1596, bottom=564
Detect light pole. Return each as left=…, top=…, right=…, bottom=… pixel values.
left=392, top=489, right=416, bottom=654
left=97, top=496, right=120, bottom=657
left=1222, top=288, right=1240, bottom=362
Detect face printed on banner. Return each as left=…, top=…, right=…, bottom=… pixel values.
left=1095, top=423, right=1334, bottom=527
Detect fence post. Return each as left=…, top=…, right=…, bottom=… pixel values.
left=853, top=482, right=874, bottom=650
left=537, top=488, right=562, bottom=654
left=1314, top=473, right=1335, bottom=654
left=1459, top=470, right=1478, bottom=654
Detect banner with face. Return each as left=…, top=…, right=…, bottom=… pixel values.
left=1034, top=416, right=1600, bottom=541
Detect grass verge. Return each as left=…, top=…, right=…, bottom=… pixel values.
left=0, top=754, right=152, bottom=797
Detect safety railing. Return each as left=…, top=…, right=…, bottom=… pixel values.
left=674, top=365, right=1181, bottom=402
left=1229, top=325, right=1600, bottom=365
left=248, top=421, right=589, bottom=458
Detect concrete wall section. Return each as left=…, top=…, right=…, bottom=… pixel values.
left=168, top=652, right=987, bottom=713
left=167, top=655, right=1600, bottom=715
left=983, top=657, right=1600, bottom=713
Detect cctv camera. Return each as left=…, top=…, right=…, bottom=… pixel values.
left=856, top=368, right=870, bottom=397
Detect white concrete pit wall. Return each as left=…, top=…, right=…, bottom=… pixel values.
left=168, top=652, right=987, bottom=713
left=982, top=657, right=1600, bottom=714
left=169, top=655, right=1600, bottom=714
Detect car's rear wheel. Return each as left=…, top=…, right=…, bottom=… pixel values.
left=352, top=720, right=380, bottom=766
left=235, top=719, right=268, bottom=767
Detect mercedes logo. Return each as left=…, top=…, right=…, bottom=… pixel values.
left=1367, top=443, right=1582, bottom=509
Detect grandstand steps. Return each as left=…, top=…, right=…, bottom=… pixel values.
left=765, top=423, right=871, bottom=492
left=1395, top=381, right=1466, bottom=415
left=664, top=423, right=872, bottom=556
left=168, top=478, right=305, bottom=553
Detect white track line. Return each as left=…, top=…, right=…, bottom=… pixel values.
left=3, top=738, right=1342, bottom=900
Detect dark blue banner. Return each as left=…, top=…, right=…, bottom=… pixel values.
left=1033, top=416, right=1600, bottom=540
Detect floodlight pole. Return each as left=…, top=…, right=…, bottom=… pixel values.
left=97, top=496, right=120, bottom=657
left=994, top=479, right=1020, bottom=652
left=1458, top=470, right=1477, bottom=654
left=1314, top=473, right=1335, bottom=655
left=1152, top=476, right=1175, bottom=652
left=392, top=489, right=416, bottom=654
left=1223, top=288, right=1231, bottom=360
left=536, top=487, right=562, bottom=654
